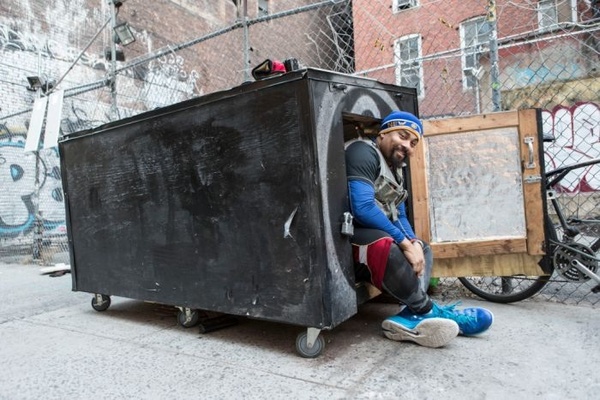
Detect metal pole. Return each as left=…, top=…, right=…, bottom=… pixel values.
left=32, top=152, right=43, bottom=262
left=109, top=0, right=118, bottom=119
left=242, top=0, right=250, bottom=81
left=32, top=51, right=42, bottom=262
left=475, top=78, right=481, bottom=114
left=487, top=0, right=501, bottom=111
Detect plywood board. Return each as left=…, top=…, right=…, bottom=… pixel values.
left=411, top=110, right=546, bottom=276
left=432, top=253, right=546, bottom=277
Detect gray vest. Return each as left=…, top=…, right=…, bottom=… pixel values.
left=345, top=138, right=408, bottom=221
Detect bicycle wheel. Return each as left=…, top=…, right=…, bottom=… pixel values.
left=458, top=215, right=557, bottom=303
left=458, top=275, right=550, bottom=303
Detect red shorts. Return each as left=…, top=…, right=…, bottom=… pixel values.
left=352, top=237, right=394, bottom=289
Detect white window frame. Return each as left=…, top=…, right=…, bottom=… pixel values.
left=460, top=17, right=491, bottom=90
left=393, top=0, right=418, bottom=13
left=394, top=34, right=424, bottom=98
left=538, top=0, right=559, bottom=30
left=537, top=0, right=578, bottom=30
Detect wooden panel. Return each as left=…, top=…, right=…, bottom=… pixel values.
left=431, top=238, right=528, bottom=259
left=432, top=253, right=546, bottom=277
left=423, top=110, right=519, bottom=136
left=518, top=109, right=546, bottom=255
left=414, top=109, right=547, bottom=277
left=409, top=139, right=431, bottom=243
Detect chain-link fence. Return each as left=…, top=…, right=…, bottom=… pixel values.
left=1, top=0, right=598, bottom=305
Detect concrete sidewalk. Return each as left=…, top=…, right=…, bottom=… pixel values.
left=0, top=262, right=597, bottom=400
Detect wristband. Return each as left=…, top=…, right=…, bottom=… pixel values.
left=410, top=239, right=424, bottom=247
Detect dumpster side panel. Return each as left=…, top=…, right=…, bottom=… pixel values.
left=60, top=79, right=330, bottom=327
left=308, top=73, right=420, bottom=327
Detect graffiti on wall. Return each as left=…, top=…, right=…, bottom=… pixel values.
left=0, top=125, right=65, bottom=240
left=542, top=102, right=600, bottom=193
left=1, top=20, right=201, bottom=242
left=145, top=51, right=201, bottom=100
left=511, top=64, right=583, bottom=87
left=0, top=22, right=109, bottom=70
left=0, top=21, right=200, bottom=99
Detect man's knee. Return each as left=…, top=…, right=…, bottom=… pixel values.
left=387, top=245, right=413, bottom=275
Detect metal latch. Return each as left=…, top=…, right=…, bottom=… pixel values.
left=524, top=137, right=536, bottom=169
left=524, top=175, right=542, bottom=184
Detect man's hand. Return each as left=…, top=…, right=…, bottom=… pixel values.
left=398, top=239, right=425, bottom=277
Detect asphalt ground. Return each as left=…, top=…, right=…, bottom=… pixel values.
left=0, top=261, right=598, bottom=399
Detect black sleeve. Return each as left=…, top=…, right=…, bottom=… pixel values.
left=345, top=141, right=380, bottom=184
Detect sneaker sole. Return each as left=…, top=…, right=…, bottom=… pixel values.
left=382, top=318, right=459, bottom=348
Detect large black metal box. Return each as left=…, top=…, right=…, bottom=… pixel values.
left=59, top=68, right=417, bottom=330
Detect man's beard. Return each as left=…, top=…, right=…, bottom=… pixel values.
left=389, top=147, right=406, bottom=169
left=390, top=156, right=403, bottom=170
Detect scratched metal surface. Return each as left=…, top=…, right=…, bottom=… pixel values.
left=60, top=76, right=327, bottom=326
left=58, top=69, right=419, bottom=328
left=425, top=127, right=526, bottom=242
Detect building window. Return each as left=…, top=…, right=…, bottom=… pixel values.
left=393, top=0, right=418, bottom=13
left=538, top=0, right=558, bottom=29
left=460, top=17, right=491, bottom=89
left=537, top=0, right=577, bottom=30
left=394, top=34, right=423, bottom=97
left=258, top=0, right=269, bottom=17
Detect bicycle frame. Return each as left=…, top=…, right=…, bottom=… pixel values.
left=545, top=158, right=600, bottom=291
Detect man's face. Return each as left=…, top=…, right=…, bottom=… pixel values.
left=378, top=129, right=419, bottom=168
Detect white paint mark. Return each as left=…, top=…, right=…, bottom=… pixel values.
left=283, top=206, right=298, bottom=238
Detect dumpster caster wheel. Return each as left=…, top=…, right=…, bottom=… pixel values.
left=295, top=328, right=324, bottom=358
left=91, top=294, right=111, bottom=312
left=177, top=308, right=200, bottom=328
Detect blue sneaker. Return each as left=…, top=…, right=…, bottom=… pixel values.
left=415, top=302, right=494, bottom=336
left=382, top=312, right=459, bottom=348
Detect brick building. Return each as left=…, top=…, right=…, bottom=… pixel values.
left=352, top=0, right=600, bottom=118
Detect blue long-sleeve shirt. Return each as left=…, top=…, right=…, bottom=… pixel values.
left=346, top=140, right=416, bottom=243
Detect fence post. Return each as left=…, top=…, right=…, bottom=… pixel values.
left=32, top=153, right=42, bottom=262
left=487, top=0, right=501, bottom=112
left=242, top=0, right=251, bottom=82
left=109, top=0, right=118, bottom=120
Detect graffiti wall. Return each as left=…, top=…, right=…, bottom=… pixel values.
left=542, top=102, right=600, bottom=193
left=0, top=2, right=202, bottom=250
left=0, top=126, right=66, bottom=245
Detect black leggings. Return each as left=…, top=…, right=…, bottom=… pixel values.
left=353, top=228, right=433, bottom=314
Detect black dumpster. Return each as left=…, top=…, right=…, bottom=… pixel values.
left=59, top=68, right=418, bottom=357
